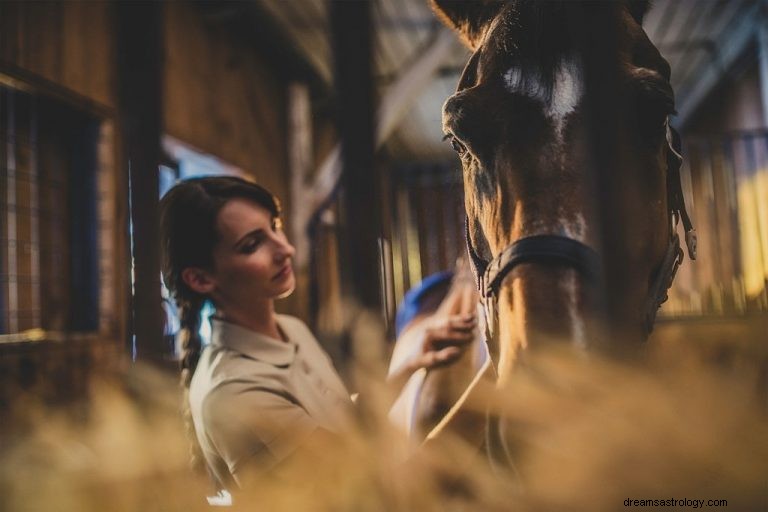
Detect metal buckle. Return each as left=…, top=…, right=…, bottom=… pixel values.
left=685, top=229, right=697, bottom=260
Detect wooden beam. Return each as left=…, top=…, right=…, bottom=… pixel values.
left=115, top=1, right=164, bottom=361
left=330, top=0, right=380, bottom=311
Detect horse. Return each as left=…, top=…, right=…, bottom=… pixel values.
left=402, top=1, right=705, bottom=474
left=429, top=0, right=696, bottom=388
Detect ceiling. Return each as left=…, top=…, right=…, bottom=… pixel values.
left=258, top=0, right=763, bottom=162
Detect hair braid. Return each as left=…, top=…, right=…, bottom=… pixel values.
left=179, top=295, right=204, bottom=387
left=178, top=295, right=205, bottom=471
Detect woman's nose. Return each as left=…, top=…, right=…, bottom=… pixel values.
left=274, top=235, right=295, bottom=260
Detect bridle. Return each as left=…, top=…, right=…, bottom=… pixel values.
left=465, top=119, right=697, bottom=340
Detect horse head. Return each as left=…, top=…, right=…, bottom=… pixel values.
left=432, top=0, right=696, bottom=382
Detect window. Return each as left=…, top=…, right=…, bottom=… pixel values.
left=0, top=85, right=115, bottom=340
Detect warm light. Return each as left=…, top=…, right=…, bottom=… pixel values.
left=737, top=168, right=768, bottom=298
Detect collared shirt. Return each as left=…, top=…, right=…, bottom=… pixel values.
left=188, top=315, right=354, bottom=487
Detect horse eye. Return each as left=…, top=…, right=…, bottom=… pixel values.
left=445, top=134, right=468, bottom=157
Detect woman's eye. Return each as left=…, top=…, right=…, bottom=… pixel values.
left=240, top=240, right=261, bottom=254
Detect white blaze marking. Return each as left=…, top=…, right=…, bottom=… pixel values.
left=549, top=59, right=582, bottom=120
left=503, top=58, right=583, bottom=135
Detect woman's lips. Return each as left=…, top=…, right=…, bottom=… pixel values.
left=272, top=263, right=293, bottom=281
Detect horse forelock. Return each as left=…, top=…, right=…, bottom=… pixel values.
left=472, top=1, right=664, bottom=92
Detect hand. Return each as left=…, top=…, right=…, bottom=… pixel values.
left=413, top=313, right=477, bottom=370
left=386, top=312, right=477, bottom=399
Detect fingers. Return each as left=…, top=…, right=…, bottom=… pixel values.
left=413, top=311, right=480, bottom=370
left=422, top=314, right=477, bottom=352
left=418, top=346, right=463, bottom=370
left=428, top=317, right=475, bottom=338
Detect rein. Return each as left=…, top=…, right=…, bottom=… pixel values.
left=465, top=119, right=696, bottom=340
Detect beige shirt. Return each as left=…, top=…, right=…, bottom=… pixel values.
left=189, top=315, right=353, bottom=487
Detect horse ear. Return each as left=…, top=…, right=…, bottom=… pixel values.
left=627, top=1, right=651, bottom=25
left=430, top=0, right=505, bottom=50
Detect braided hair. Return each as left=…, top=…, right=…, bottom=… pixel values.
left=159, top=176, right=280, bottom=469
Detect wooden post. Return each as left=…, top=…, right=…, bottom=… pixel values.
left=297, top=29, right=457, bottom=271
left=115, top=1, right=164, bottom=361
left=329, top=0, right=381, bottom=312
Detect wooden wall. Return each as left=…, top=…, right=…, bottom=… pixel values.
left=0, top=0, right=114, bottom=109
left=0, top=1, right=123, bottom=414
left=686, top=65, right=764, bottom=133
left=1, top=0, right=293, bottom=202
left=667, top=59, right=767, bottom=315
left=164, top=2, right=290, bottom=204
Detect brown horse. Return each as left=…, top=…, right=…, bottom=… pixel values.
left=430, top=0, right=696, bottom=388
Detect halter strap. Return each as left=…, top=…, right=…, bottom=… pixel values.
left=643, top=233, right=683, bottom=336
left=465, top=218, right=601, bottom=337
left=641, top=121, right=697, bottom=334
left=465, top=216, right=488, bottom=287
left=480, top=235, right=601, bottom=299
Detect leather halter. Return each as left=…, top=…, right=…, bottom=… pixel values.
left=466, top=119, right=697, bottom=339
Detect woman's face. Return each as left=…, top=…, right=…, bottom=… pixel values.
left=207, top=198, right=296, bottom=308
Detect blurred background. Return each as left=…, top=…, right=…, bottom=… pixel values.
left=0, top=1, right=766, bottom=507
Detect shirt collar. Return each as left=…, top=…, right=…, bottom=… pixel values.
left=210, top=317, right=297, bottom=367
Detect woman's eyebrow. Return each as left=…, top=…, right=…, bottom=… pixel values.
left=233, top=228, right=265, bottom=249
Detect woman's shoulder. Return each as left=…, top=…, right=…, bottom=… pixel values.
left=193, top=347, right=282, bottom=398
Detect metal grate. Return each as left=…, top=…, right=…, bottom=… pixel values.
left=0, top=85, right=105, bottom=338
left=1, top=88, right=41, bottom=333
left=389, top=163, right=464, bottom=306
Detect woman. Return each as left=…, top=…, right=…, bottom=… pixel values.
left=160, top=176, right=475, bottom=490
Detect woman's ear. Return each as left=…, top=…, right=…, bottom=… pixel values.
left=181, top=267, right=216, bottom=295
